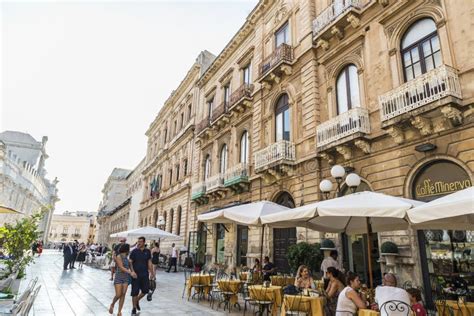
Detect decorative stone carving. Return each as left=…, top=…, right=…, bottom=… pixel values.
left=281, top=65, right=292, bottom=76
left=386, top=126, right=404, bottom=144
left=320, top=152, right=335, bottom=165
left=347, top=14, right=361, bottom=28
left=261, top=81, right=272, bottom=91
left=316, top=39, right=329, bottom=50
left=274, top=1, right=289, bottom=26
left=354, top=139, right=371, bottom=154
left=331, top=26, right=344, bottom=40
left=336, top=145, right=352, bottom=160
left=441, top=105, right=463, bottom=126
left=411, top=116, right=432, bottom=136
left=432, top=117, right=449, bottom=133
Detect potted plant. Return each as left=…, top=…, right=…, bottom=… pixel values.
left=320, top=239, right=336, bottom=258
left=380, top=241, right=399, bottom=266
left=287, top=242, right=323, bottom=276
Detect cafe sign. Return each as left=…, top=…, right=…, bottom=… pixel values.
left=413, top=160, right=472, bottom=202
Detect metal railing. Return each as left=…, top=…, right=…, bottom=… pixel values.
left=191, top=182, right=206, bottom=199
left=224, top=163, right=249, bottom=184
left=196, top=118, right=210, bottom=134
left=211, top=101, right=227, bottom=122
left=379, top=65, right=462, bottom=122
left=254, top=140, right=296, bottom=170
left=259, top=44, right=294, bottom=78
left=316, top=107, right=370, bottom=148
left=229, top=84, right=254, bottom=109
left=312, top=0, right=362, bottom=36
left=206, top=174, right=225, bottom=191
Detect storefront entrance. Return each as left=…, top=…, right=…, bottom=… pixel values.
left=412, top=160, right=473, bottom=305
left=273, top=192, right=296, bottom=273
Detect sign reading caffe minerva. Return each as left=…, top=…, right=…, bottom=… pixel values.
left=413, top=160, right=472, bottom=202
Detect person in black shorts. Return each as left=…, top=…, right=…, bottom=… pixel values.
left=129, top=236, right=154, bottom=315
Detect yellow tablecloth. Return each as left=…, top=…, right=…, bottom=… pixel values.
left=281, top=295, right=325, bottom=316
left=437, top=300, right=474, bottom=316
left=186, top=274, right=213, bottom=298
left=249, top=285, right=282, bottom=316
left=358, top=309, right=379, bottom=316
left=240, top=271, right=261, bottom=283
left=218, top=280, right=242, bottom=305
left=271, top=276, right=295, bottom=287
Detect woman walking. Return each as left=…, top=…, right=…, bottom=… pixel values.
left=151, top=242, right=160, bottom=274
left=76, top=243, right=87, bottom=269
left=109, top=244, right=136, bottom=316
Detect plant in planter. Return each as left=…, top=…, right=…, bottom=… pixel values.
left=287, top=242, right=323, bottom=276
left=380, top=241, right=399, bottom=266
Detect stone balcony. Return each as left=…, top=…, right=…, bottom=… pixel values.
left=228, top=84, right=254, bottom=115
left=316, top=107, right=371, bottom=161
left=196, top=117, right=211, bottom=138
left=254, top=140, right=296, bottom=184
left=210, top=101, right=230, bottom=129
left=191, top=182, right=207, bottom=205
left=205, top=174, right=226, bottom=199
left=378, top=65, right=463, bottom=143
left=313, top=0, right=363, bottom=50
left=224, top=163, right=250, bottom=193
left=258, top=44, right=294, bottom=89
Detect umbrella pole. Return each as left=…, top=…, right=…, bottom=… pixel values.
left=260, top=225, right=265, bottom=265
left=366, top=217, right=374, bottom=289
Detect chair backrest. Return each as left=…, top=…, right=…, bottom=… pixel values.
left=22, top=285, right=41, bottom=316
left=286, top=293, right=311, bottom=314
left=11, top=300, right=26, bottom=316
left=379, top=300, right=412, bottom=316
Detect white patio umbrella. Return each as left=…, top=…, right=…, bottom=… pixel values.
left=407, top=186, right=474, bottom=230
left=110, top=226, right=183, bottom=240
left=197, top=201, right=289, bottom=263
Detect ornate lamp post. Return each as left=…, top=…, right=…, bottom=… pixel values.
left=319, top=165, right=361, bottom=199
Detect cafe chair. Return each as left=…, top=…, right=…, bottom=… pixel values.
left=250, top=285, right=274, bottom=316
left=379, top=300, right=412, bottom=316
left=284, top=293, right=311, bottom=316
left=448, top=300, right=471, bottom=316
left=335, top=311, right=356, bottom=316
left=209, top=272, right=228, bottom=309
left=181, top=268, right=193, bottom=299
left=243, top=284, right=257, bottom=316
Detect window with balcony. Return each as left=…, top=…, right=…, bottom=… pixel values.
left=174, top=120, right=177, bottom=136
left=275, top=94, right=291, bottom=141
left=164, top=128, right=168, bottom=144
left=176, top=206, right=182, bottom=236
left=176, top=164, right=180, bottom=181
left=169, top=209, right=174, bottom=233
left=223, top=85, right=231, bottom=107
left=243, top=64, right=252, bottom=84
left=169, top=169, right=173, bottom=186
left=183, top=159, right=188, bottom=176
left=181, top=113, right=184, bottom=128
left=220, top=144, right=228, bottom=174
left=207, top=98, right=214, bottom=123
left=336, top=64, right=360, bottom=114
left=188, top=104, right=192, bottom=121
left=240, top=131, right=249, bottom=164
left=204, top=155, right=211, bottom=181
left=401, top=18, right=440, bottom=81
left=275, top=22, right=290, bottom=47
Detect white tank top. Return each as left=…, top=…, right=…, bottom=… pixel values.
left=335, top=286, right=357, bottom=315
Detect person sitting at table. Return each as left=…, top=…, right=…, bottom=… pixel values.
left=406, top=288, right=427, bottom=316
left=252, top=258, right=262, bottom=272
left=294, top=265, right=315, bottom=290
left=335, top=272, right=367, bottom=316
left=325, top=267, right=345, bottom=315
left=262, top=256, right=276, bottom=281
left=375, top=273, right=410, bottom=316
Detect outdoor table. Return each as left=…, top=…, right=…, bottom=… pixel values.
left=217, top=280, right=242, bottom=310
left=270, top=275, right=295, bottom=287
left=358, top=309, right=379, bottom=316
left=280, top=294, right=325, bottom=316
left=436, top=300, right=474, bottom=316
left=186, top=274, right=213, bottom=298
left=249, top=285, right=282, bottom=316
left=240, top=271, right=260, bottom=283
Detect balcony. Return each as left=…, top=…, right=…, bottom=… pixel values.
left=258, top=44, right=294, bottom=88
left=254, top=140, right=296, bottom=183
left=316, top=107, right=370, bottom=151
left=72, top=233, right=81, bottom=238
left=210, top=101, right=230, bottom=129
left=206, top=174, right=226, bottom=199
left=313, top=0, right=363, bottom=48
left=224, top=163, right=250, bottom=193
left=228, top=84, right=254, bottom=114
left=196, top=118, right=210, bottom=138
left=191, top=182, right=208, bottom=205
left=61, top=233, right=68, bottom=237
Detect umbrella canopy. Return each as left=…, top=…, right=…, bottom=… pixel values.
left=197, top=201, right=289, bottom=226
left=407, top=186, right=474, bottom=230
left=0, top=206, right=22, bottom=214
left=260, top=201, right=321, bottom=228
left=110, top=226, right=183, bottom=240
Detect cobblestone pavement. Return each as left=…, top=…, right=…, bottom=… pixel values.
left=24, top=250, right=244, bottom=315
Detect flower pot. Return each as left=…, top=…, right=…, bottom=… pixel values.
left=381, top=253, right=398, bottom=266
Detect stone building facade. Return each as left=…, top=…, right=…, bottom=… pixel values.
left=138, top=51, right=215, bottom=252
left=0, top=131, right=59, bottom=243
left=126, top=158, right=145, bottom=231
left=50, top=211, right=97, bottom=244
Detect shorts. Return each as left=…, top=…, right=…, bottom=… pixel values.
left=131, top=275, right=149, bottom=296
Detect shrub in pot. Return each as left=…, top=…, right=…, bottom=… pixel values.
left=287, top=242, right=323, bottom=276
left=380, top=241, right=399, bottom=266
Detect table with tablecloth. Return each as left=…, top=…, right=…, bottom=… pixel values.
left=186, top=274, right=214, bottom=298
left=270, top=275, right=295, bottom=287
left=436, top=300, right=474, bottom=316
left=358, top=309, right=379, bottom=316
left=249, top=285, right=282, bottom=316
left=240, top=271, right=262, bottom=283
left=280, top=295, right=325, bottom=316
left=217, top=280, right=242, bottom=305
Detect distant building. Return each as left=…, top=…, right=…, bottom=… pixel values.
left=50, top=211, right=97, bottom=244
left=0, top=131, right=59, bottom=242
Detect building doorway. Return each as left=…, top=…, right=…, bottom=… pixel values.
left=273, top=192, right=296, bottom=273
left=237, top=225, right=248, bottom=267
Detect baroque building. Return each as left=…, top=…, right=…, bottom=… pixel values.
left=49, top=211, right=97, bottom=244
left=0, top=131, right=59, bottom=243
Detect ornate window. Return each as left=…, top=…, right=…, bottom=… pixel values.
left=275, top=22, right=290, bottom=47
left=220, top=144, right=228, bottom=174
left=204, top=154, right=211, bottom=181
left=275, top=94, right=290, bottom=141
left=336, top=64, right=360, bottom=114
left=207, top=98, right=214, bottom=123
left=401, top=18, right=440, bottom=81
left=176, top=206, right=182, bottom=236
left=243, top=64, right=251, bottom=84
left=240, top=131, right=249, bottom=164
left=169, top=209, right=174, bottom=233
left=223, top=85, right=231, bottom=107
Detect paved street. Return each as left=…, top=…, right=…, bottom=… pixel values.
left=24, top=250, right=242, bottom=315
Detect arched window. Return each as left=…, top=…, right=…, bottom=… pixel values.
left=240, top=131, right=249, bottom=164
left=204, top=154, right=211, bottom=180
left=153, top=209, right=158, bottom=227
left=176, top=206, right=182, bottom=236
left=401, top=18, right=440, bottom=81
left=163, top=211, right=167, bottom=230
left=220, top=144, right=228, bottom=174
left=275, top=94, right=290, bottom=141
left=169, top=209, right=174, bottom=233
left=336, top=64, right=360, bottom=114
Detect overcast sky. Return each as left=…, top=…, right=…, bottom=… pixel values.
left=1, top=0, right=257, bottom=214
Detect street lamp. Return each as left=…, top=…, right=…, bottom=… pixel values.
left=319, top=165, right=361, bottom=199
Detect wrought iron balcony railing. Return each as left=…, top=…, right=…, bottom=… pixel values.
left=258, top=44, right=294, bottom=78
left=312, top=0, right=362, bottom=37
left=206, top=174, right=225, bottom=192
left=191, top=182, right=206, bottom=200
left=254, top=140, right=296, bottom=171
left=211, top=101, right=228, bottom=122
left=228, top=84, right=254, bottom=110
left=224, top=163, right=249, bottom=186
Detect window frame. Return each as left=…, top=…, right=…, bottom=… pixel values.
left=275, top=94, right=291, bottom=141
left=220, top=144, right=228, bottom=174
left=240, top=131, right=249, bottom=164
left=242, top=64, right=252, bottom=85
left=275, top=22, right=290, bottom=48
left=335, top=64, right=360, bottom=115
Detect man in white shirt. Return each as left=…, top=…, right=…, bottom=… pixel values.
left=375, top=273, right=411, bottom=316
left=320, top=250, right=341, bottom=289
left=166, top=243, right=178, bottom=273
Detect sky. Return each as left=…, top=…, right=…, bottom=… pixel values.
left=1, top=0, right=258, bottom=214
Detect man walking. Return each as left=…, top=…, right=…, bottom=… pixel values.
left=166, top=243, right=178, bottom=273
left=69, top=240, right=78, bottom=269
left=129, top=237, right=154, bottom=315
left=63, top=242, right=73, bottom=270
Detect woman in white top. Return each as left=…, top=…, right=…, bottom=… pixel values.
left=335, top=272, right=367, bottom=316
